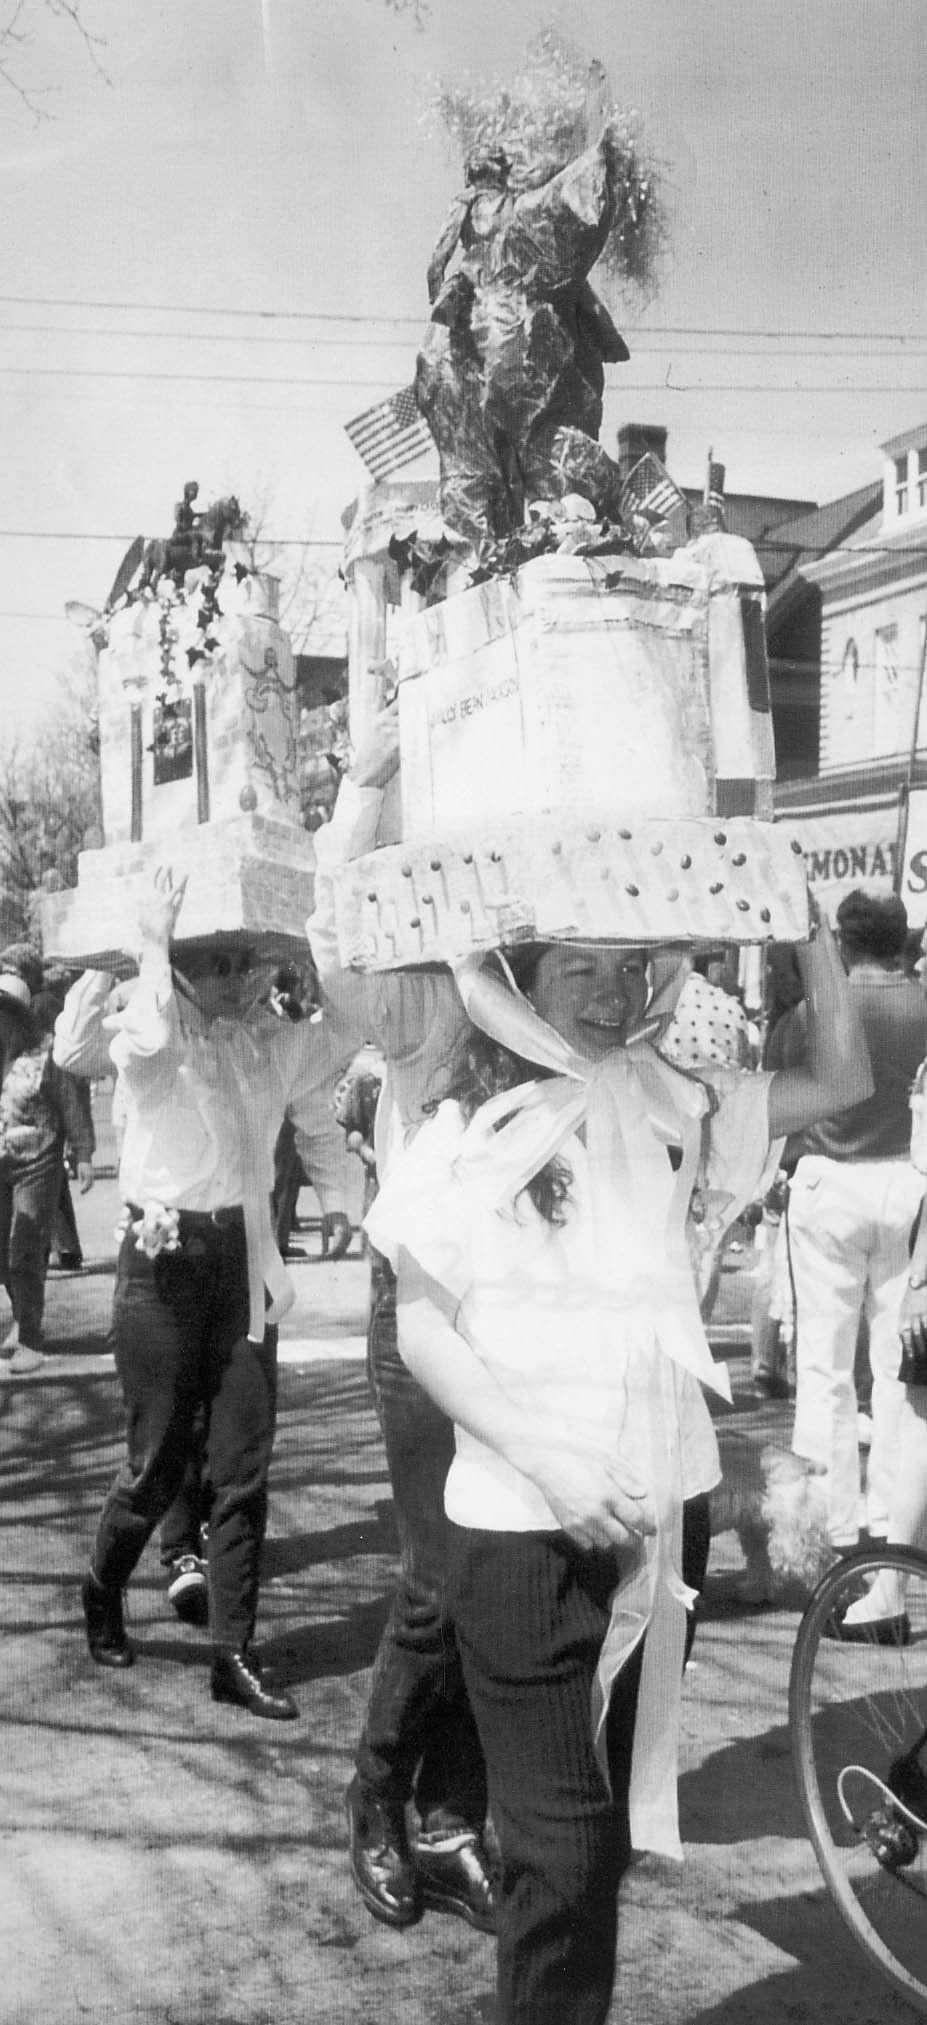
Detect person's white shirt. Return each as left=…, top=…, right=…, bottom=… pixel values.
left=53, top=960, right=350, bottom=1213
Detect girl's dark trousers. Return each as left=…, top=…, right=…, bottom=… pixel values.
left=91, top=1215, right=278, bottom=1652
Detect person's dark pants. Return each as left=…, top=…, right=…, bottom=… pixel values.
left=354, top=1251, right=487, bottom=1836
left=0, top=1147, right=61, bottom=1349
left=92, top=1215, right=278, bottom=1652
left=448, top=1498, right=711, bottom=2025
left=272, top=1116, right=307, bottom=1255
left=159, top=1410, right=210, bottom=1567
left=52, top=1166, right=83, bottom=1262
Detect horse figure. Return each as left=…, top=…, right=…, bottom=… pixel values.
left=133, top=491, right=249, bottom=596
left=198, top=495, right=247, bottom=570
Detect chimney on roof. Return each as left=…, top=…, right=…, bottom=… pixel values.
left=616, top=422, right=668, bottom=484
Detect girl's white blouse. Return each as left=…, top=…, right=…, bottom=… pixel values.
left=366, top=1071, right=775, bottom=1531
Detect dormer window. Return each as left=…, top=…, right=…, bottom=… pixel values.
left=895, top=455, right=909, bottom=514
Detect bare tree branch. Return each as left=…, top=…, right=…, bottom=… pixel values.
left=375, top=0, right=429, bottom=27
left=0, top=0, right=109, bottom=121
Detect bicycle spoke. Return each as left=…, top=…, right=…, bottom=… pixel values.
left=790, top=1547, right=927, bottom=2015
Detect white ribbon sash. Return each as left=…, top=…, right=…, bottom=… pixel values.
left=453, top=954, right=730, bottom=1858
left=224, top=1042, right=296, bottom=1345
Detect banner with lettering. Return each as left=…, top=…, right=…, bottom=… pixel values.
left=788, top=788, right=927, bottom=924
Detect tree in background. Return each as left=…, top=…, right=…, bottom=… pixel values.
left=0, top=1, right=108, bottom=118
left=0, top=652, right=101, bottom=944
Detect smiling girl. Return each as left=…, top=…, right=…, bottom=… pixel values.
left=364, top=923, right=872, bottom=2025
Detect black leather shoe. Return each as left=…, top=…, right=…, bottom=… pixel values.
left=210, top=1649, right=298, bottom=1720
left=345, top=1776, right=422, bottom=1929
left=414, top=1831, right=498, bottom=1934
left=81, top=1570, right=133, bottom=1668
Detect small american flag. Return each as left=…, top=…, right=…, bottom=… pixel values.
left=619, top=452, right=686, bottom=527
left=344, top=385, right=433, bottom=481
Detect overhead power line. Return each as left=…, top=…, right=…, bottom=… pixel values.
left=0, top=529, right=925, bottom=560
left=2, top=320, right=927, bottom=362
left=0, top=530, right=344, bottom=545
left=0, top=293, right=924, bottom=345
left=0, top=363, right=926, bottom=394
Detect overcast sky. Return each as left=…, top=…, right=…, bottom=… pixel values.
left=0, top=0, right=924, bottom=722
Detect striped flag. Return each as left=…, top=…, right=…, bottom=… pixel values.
left=344, top=386, right=433, bottom=481
left=619, top=451, right=686, bottom=527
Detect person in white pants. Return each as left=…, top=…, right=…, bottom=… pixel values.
left=841, top=1055, right=927, bottom=1630
left=790, top=1156, right=924, bottom=1544
left=789, top=890, right=927, bottom=1549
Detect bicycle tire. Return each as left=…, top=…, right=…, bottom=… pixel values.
left=790, top=1544, right=927, bottom=2015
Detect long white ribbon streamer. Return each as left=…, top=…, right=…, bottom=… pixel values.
left=224, top=1040, right=296, bottom=1344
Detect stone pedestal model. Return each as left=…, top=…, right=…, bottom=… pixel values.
left=42, top=561, right=316, bottom=968
left=333, top=524, right=809, bottom=971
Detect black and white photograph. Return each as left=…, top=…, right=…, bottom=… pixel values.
left=0, top=4, right=925, bottom=2021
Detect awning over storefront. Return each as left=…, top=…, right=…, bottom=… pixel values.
left=781, top=784, right=927, bottom=925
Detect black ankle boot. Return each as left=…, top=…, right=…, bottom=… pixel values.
left=345, top=1775, right=422, bottom=1929
left=81, top=1570, right=133, bottom=1668
left=210, top=1648, right=298, bottom=1721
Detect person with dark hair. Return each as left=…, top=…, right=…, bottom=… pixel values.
left=53, top=876, right=353, bottom=1718
left=0, top=946, right=94, bottom=1375
left=362, top=914, right=870, bottom=2025
left=32, top=965, right=92, bottom=1272
left=788, top=888, right=927, bottom=1552
left=306, top=719, right=497, bottom=1937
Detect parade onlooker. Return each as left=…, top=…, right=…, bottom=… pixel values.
left=838, top=1055, right=927, bottom=1633
left=364, top=920, right=870, bottom=2025
left=789, top=890, right=927, bottom=1548
left=307, top=713, right=496, bottom=1934
left=54, top=873, right=352, bottom=1718
left=660, top=951, right=753, bottom=1071
left=0, top=944, right=94, bottom=1376
left=334, top=1049, right=383, bottom=1230
left=32, top=966, right=92, bottom=1272
left=748, top=943, right=805, bottom=1399
left=272, top=1109, right=353, bottom=1262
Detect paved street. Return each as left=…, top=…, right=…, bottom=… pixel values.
left=0, top=1178, right=920, bottom=2025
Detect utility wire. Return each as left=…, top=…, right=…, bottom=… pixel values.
left=2, top=319, right=927, bottom=361
left=0, top=530, right=345, bottom=544
left=0, top=293, right=925, bottom=343
left=0, top=363, right=925, bottom=393
left=0, top=530, right=924, bottom=559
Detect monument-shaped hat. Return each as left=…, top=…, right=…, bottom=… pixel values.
left=41, top=491, right=317, bottom=970
left=333, top=87, right=809, bottom=970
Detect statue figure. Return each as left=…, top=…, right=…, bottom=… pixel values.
left=416, top=130, right=633, bottom=553
left=135, top=489, right=247, bottom=595
left=199, top=494, right=247, bottom=569
left=167, top=480, right=203, bottom=576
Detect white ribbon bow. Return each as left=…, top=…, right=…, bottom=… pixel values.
left=453, top=953, right=731, bottom=1859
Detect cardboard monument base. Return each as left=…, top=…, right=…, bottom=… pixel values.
left=334, top=810, right=809, bottom=971
left=42, top=813, right=317, bottom=972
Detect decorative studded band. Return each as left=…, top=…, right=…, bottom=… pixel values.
left=333, top=813, right=809, bottom=971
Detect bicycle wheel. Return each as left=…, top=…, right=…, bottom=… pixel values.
left=790, top=1545, right=927, bottom=2015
